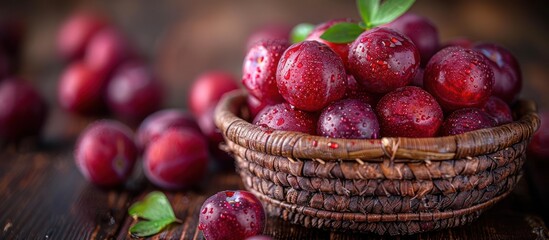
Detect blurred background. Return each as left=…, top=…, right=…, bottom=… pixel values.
left=0, top=0, right=547, bottom=142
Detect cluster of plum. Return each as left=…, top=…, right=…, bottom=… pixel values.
left=57, top=12, right=162, bottom=122
left=74, top=70, right=240, bottom=188
left=242, top=13, right=522, bottom=140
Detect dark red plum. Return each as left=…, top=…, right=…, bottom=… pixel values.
left=188, top=71, right=239, bottom=117
left=276, top=41, right=346, bottom=111
left=424, top=46, right=494, bottom=111
left=246, top=24, right=291, bottom=50
left=85, top=27, right=133, bottom=75
left=481, top=96, right=513, bottom=125
left=144, top=128, right=209, bottom=190
left=306, top=18, right=354, bottom=67
left=473, top=43, right=522, bottom=103
left=75, top=120, right=138, bottom=186
left=136, top=109, right=200, bottom=150
left=57, top=12, right=107, bottom=61
left=58, top=62, right=108, bottom=115
left=106, top=61, right=163, bottom=122
left=440, top=108, right=496, bottom=136
left=0, top=79, right=48, bottom=141
left=528, top=111, right=549, bottom=159
left=242, top=39, right=289, bottom=103
left=199, top=190, right=266, bottom=240
left=384, top=13, right=439, bottom=66
left=348, top=27, right=420, bottom=94
left=376, top=86, right=443, bottom=137
left=317, top=99, right=379, bottom=139
left=253, top=103, right=317, bottom=135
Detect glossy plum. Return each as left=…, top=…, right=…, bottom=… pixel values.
left=106, top=61, right=163, bottom=122
left=0, top=79, right=48, bottom=141
left=440, top=108, right=496, bottom=136
left=143, top=128, right=209, bottom=190
left=376, top=86, right=443, bottom=137
left=276, top=41, right=346, bottom=111
left=473, top=43, right=522, bottom=103
left=481, top=96, right=513, bottom=125
left=242, top=39, right=289, bottom=103
left=424, top=46, right=494, bottom=111
left=317, top=99, right=379, bottom=139
left=75, top=120, right=138, bottom=186
left=384, top=13, right=439, bottom=66
left=348, top=27, right=420, bottom=94
left=136, top=109, right=200, bottom=150
left=188, top=71, right=239, bottom=117
left=57, top=12, right=107, bottom=60
left=253, top=103, right=317, bottom=135
left=306, top=18, right=354, bottom=67
left=58, top=62, right=108, bottom=115
left=199, top=190, right=265, bottom=240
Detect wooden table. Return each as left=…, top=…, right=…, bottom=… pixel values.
left=0, top=143, right=548, bottom=239
left=1, top=0, right=548, bottom=239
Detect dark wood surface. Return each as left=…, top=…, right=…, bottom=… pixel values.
left=0, top=0, right=548, bottom=239
left=0, top=146, right=548, bottom=239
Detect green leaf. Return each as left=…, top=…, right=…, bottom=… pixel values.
left=129, top=219, right=175, bottom=237
left=291, top=23, right=315, bottom=43
left=320, top=22, right=364, bottom=43
left=370, top=0, right=415, bottom=27
left=128, top=191, right=180, bottom=237
left=129, top=191, right=176, bottom=221
left=357, top=0, right=380, bottom=28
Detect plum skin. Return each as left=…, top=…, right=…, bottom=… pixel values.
left=188, top=71, right=239, bottom=118
left=106, top=61, right=163, bottom=122
left=276, top=40, right=347, bottom=112
left=58, top=62, right=108, bottom=115
left=317, top=98, right=380, bottom=139
left=376, top=86, right=443, bottom=138
left=253, top=103, right=317, bottom=135
left=143, top=128, right=209, bottom=190
left=348, top=27, right=420, bottom=94
left=0, top=79, right=48, bottom=141
left=136, top=109, right=200, bottom=151
left=424, top=46, right=494, bottom=111
left=242, top=39, right=288, bottom=103
left=199, top=190, right=266, bottom=240
left=74, top=120, right=138, bottom=186
left=440, top=108, right=496, bottom=136
left=57, top=12, right=107, bottom=61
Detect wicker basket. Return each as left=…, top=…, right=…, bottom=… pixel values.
left=214, top=90, right=540, bottom=235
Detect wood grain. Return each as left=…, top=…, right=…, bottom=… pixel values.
left=2, top=148, right=547, bottom=239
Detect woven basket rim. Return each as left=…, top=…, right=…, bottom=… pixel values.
left=214, top=90, right=540, bottom=161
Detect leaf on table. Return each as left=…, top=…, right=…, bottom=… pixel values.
left=128, top=191, right=180, bottom=237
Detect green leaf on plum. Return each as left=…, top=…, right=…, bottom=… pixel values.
left=357, top=0, right=380, bottom=28
left=320, top=22, right=364, bottom=43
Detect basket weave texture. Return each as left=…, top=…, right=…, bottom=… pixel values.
left=214, top=90, right=540, bottom=235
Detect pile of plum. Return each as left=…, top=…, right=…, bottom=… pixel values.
left=243, top=14, right=521, bottom=139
